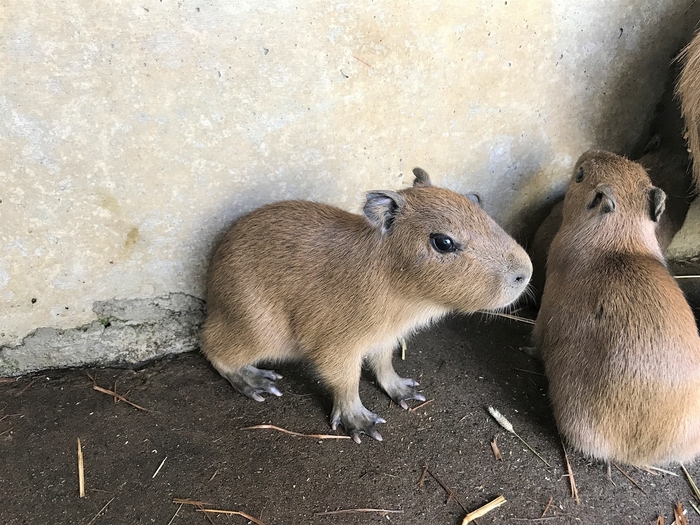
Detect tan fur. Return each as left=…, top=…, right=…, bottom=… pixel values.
left=529, top=144, right=692, bottom=301
left=677, top=30, right=700, bottom=192
left=201, top=169, right=532, bottom=442
left=534, top=150, right=700, bottom=466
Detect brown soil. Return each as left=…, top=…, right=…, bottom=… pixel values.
left=1, top=315, right=698, bottom=524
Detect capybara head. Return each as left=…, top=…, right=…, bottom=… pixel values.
left=362, top=168, right=532, bottom=312
left=561, top=151, right=666, bottom=248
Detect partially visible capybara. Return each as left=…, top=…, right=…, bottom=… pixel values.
left=201, top=168, right=532, bottom=443
left=529, top=143, right=692, bottom=301
left=534, top=150, right=700, bottom=466
left=677, top=30, right=700, bottom=192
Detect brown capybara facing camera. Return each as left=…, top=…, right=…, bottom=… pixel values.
left=201, top=168, right=532, bottom=443
left=534, top=150, right=700, bottom=466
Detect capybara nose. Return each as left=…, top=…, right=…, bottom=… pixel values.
left=507, top=255, right=532, bottom=290
left=510, top=270, right=529, bottom=287
left=508, top=268, right=531, bottom=291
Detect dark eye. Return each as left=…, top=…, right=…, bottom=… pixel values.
left=430, top=233, right=458, bottom=254
left=575, top=167, right=584, bottom=183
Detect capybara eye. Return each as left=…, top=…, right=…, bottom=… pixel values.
left=575, top=167, right=584, bottom=183
left=430, top=234, right=458, bottom=253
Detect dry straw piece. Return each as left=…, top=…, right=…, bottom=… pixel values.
left=152, top=456, right=168, bottom=479
left=681, top=464, right=700, bottom=504
left=487, top=406, right=551, bottom=468
left=562, top=445, right=580, bottom=505
left=87, top=373, right=149, bottom=412
left=315, top=508, right=404, bottom=516
left=77, top=438, right=85, bottom=498
left=243, top=424, right=351, bottom=440
left=490, top=436, right=503, bottom=461
left=173, top=498, right=267, bottom=525
left=613, top=463, right=647, bottom=495
left=408, top=399, right=434, bottom=412
left=461, top=495, right=506, bottom=524
left=674, top=501, right=688, bottom=525
left=541, top=496, right=553, bottom=518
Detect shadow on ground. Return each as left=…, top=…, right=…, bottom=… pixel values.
left=1, top=315, right=698, bottom=524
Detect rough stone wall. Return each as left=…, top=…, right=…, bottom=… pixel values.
left=2, top=1, right=699, bottom=375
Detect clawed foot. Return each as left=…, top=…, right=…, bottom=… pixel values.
left=384, top=377, right=426, bottom=410
left=222, top=365, right=283, bottom=402
left=331, top=405, right=386, bottom=444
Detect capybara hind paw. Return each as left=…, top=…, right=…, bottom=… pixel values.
left=222, top=365, right=283, bottom=402
left=331, top=406, right=386, bottom=444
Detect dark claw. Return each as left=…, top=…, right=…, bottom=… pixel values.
left=386, top=377, right=426, bottom=409
left=222, top=365, right=283, bottom=401
left=330, top=406, right=386, bottom=443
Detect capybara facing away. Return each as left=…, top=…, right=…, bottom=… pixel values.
left=534, top=151, right=700, bottom=466
left=202, top=168, right=532, bottom=443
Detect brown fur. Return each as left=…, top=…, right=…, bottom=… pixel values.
left=201, top=169, right=532, bottom=443
left=677, top=30, right=700, bottom=193
left=534, top=150, right=700, bottom=466
left=529, top=144, right=692, bottom=301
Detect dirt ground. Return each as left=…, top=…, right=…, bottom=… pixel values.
left=2, top=313, right=700, bottom=525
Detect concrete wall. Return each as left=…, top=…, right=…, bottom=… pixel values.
left=2, top=0, right=699, bottom=375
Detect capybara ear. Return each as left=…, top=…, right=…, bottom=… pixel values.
left=588, top=184, right=616, bottom=215
left=649, top=187, right=666, bottom=222
left=412, top=167, right=433, bottom=187
left=363, top=190, right=406, bottom=233
left=465, top=192, right=482, bottom=207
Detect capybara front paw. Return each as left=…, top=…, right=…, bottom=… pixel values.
left=330, top=406, right=386, bottom=444
left=222, top=365, right=283, bottom=402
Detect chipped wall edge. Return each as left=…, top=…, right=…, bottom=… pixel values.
left=0, top=293, right=205, bottom=377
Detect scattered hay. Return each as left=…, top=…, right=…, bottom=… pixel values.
left=15, top=378, right=37, bottom=396
left=242, top=424, right=351, bottom=440
left=422, top=467, right=468, bottom=513
left=86, top=497, right=115, bottom=525
left=562, top=445, right=580, bottom=505
left=674, top=501, right=688, bottom=525
left=490, top=435, right=503, bottom=461
left=87, top=373, right=148, bottom=412
left=462, top=495, right=506, bottom=524
left=613, top=463, right=648, bottom=496
left=152, top=457, right=167, bottom=479
left=173, top=498, right=266, bottom=525
left=417, top=465, right=429, bottom=487
left=487, top=406, right=551, bottom=468
left=166, top=503, right=184, bottom=525
left=77, top=438, right=85, bottom=498
left=315, top=508, right=403, bottom=516
left=541, top=496, right=553, bottom=518
left=642, top=465, right=679, bottom=477
left=681, top=464, right=700, bottom=504
left=408, top=399, right=434, bottom=412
